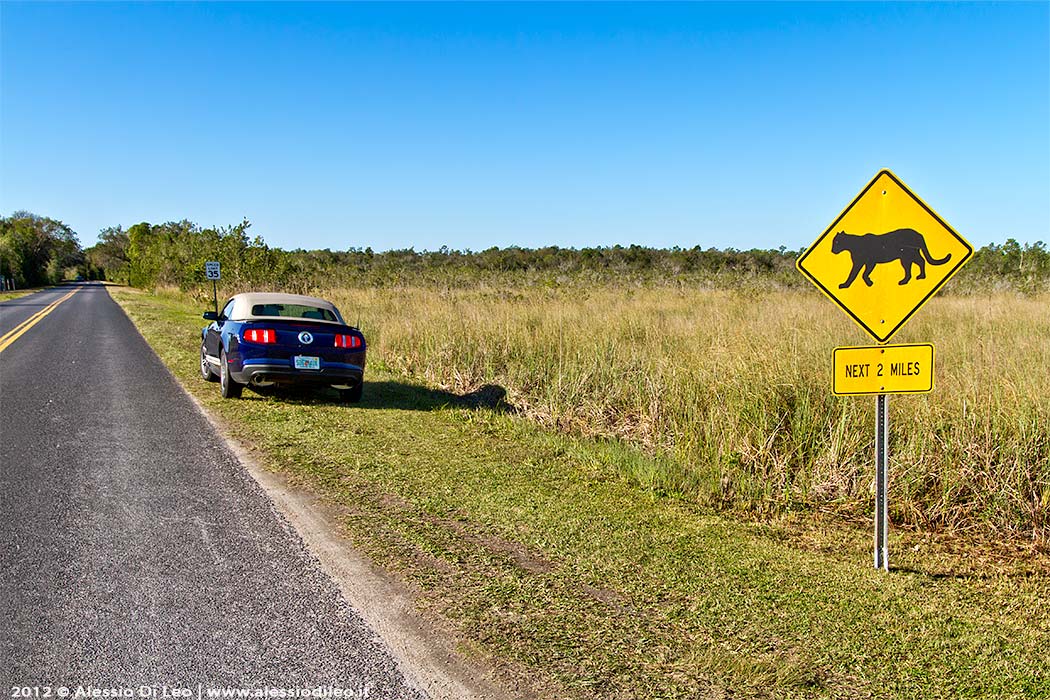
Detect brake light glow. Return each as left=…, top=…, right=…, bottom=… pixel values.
left=334, top=333, right=362, bottom=349
left=243, top=328, right=277, bottom=344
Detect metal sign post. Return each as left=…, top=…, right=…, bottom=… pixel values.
left=874, top=393, right=889, bottom=571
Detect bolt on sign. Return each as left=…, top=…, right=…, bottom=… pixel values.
left=796, top=169, right=972, bottom=343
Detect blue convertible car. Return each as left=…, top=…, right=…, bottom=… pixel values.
left=200, top=292, right=366, bottom=402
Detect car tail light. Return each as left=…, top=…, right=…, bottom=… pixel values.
left=334, top=333, right=362, bottom=349
left=243, top=328, right=277, bottom=344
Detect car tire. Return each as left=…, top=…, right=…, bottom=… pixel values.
left=200, top=342, right=219, bottom=382
left=219, top=349, right=243, bottom=399
left=338, top=382, right=363, bottom=404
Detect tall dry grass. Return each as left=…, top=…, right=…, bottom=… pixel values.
left=326, top=284, right=1049, bottom=539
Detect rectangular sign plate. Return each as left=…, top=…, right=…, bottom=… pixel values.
left=293, top=355, right=320, bottom=370
left=205, top=261, right=221, bottom=280
left=833, top=343, right=934, bottom=395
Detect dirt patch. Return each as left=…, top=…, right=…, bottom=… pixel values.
left=432, top=514, right=556, bottom=576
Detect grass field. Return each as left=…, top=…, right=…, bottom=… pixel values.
left=114, top=285, right=1049, bottom=700
left=317, top=284, right=1050, bottom=540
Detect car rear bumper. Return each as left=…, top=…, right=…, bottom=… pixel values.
left=232, top=360, right=364, bottom=388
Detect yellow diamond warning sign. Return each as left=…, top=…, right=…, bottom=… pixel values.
left=797, top=170, right=972, bottom=343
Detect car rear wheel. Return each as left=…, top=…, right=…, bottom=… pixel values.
left=338, top=382, right=363, bottom=404
left=220, top=349, right=243, bottom=399
left=200, top=342, right=219, bottom=382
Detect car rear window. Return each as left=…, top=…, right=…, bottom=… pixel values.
left=251, top=304, right=338, bottom=322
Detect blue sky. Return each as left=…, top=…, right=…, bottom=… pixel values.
left=2, top=2, right=1047, bottom=252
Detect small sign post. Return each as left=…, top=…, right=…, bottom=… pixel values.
left=205, top=261, right=221, bottom=316
left=875, top=394, right=889, bottom=570
left=797, top=170, right=971, bottom=571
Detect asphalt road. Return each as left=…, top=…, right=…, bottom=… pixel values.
left=0, top=283, right=426, bottom=696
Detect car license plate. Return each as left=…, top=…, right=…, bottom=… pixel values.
left=293, top=355, right=320, bottom=370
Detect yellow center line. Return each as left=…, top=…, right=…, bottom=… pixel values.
left=0, top=288, right=80, bottom=353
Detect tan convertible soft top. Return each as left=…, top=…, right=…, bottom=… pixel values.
left=227, top=292, right=345, bottom=324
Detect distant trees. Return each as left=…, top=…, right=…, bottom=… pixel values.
left=58, top=213, right=1050, bottom=296
left=79, top=222, right=816, bottom=291
left=86, top=226, right=131, bottom=284
left=962, top=239, right=1050, bottom=293
left=0, top=211, right=85, bottom=287
left=268, top=243, right=805, bottom=289
left=88, top=218, right=293, bottom=291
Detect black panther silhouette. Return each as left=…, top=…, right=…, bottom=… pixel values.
left=831, top=228, right=951, bottom=289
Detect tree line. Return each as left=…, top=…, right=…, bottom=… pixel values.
left=83, top=219, right=1050, bottom=294
left=0, top=212, right=85, bottom=288
left=3, top=210, right=1049, bottom=293
left=83, top=219, right=812, bottom=291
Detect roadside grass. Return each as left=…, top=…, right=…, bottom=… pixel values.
left=112, top=286, right=1049, bottom=700
left=315, top=285, right=1050, bottom=540
left=0, top=286, right=46, bottom=302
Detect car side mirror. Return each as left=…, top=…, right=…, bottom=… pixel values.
left=203, top=311, right=218, bottom=321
